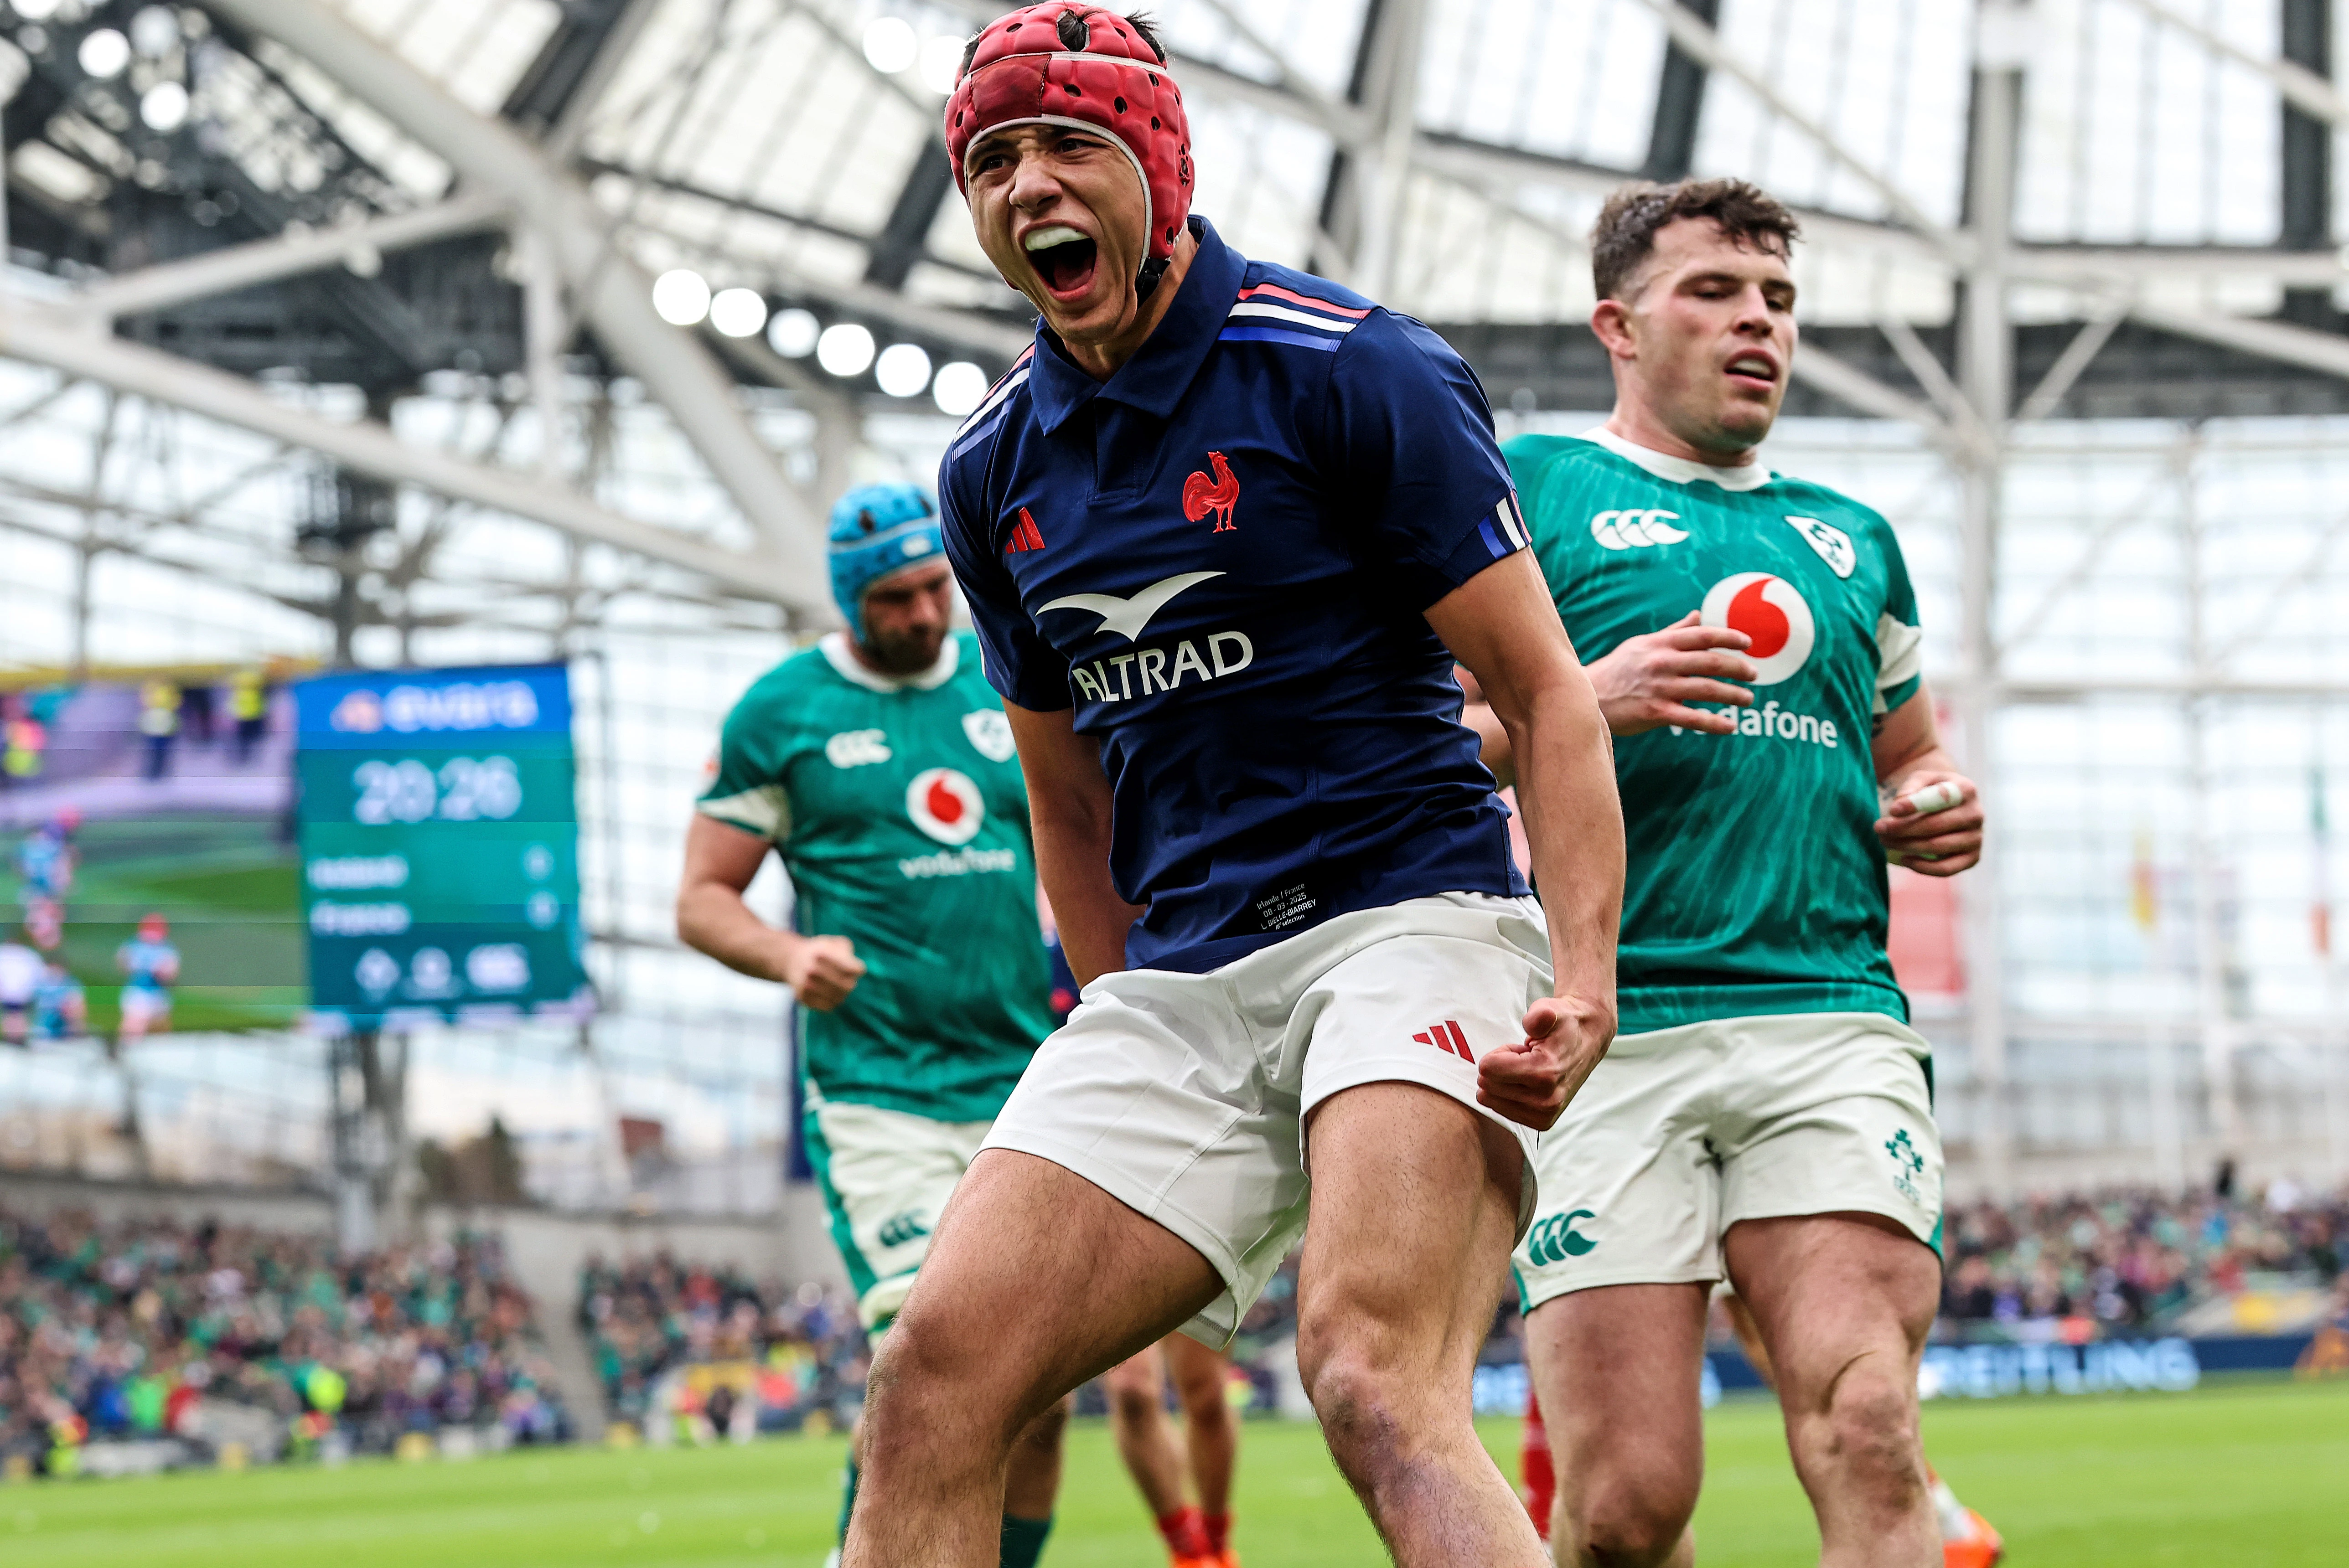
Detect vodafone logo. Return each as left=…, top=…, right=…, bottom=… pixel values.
left=906, top=768, right=984, bottom=845
left=1700, top=573, right=1816, bottom=685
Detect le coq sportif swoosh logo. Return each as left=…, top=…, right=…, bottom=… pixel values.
left=1039, top=571, right=1224, bottom=643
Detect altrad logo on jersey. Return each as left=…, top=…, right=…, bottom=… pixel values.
left=1040, top=571, right=1255, bottom=705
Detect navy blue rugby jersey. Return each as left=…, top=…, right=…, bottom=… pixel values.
left=938, top=217, right=1533, bottom=975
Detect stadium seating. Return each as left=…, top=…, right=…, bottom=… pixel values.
left=1937, top=1184, right=2346, bottom=1335
left=576, top=1253, right=867, bottom=1439
left=0, top=1208, right=569, bottom=1476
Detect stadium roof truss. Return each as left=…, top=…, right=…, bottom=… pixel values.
left=10, top=0, right=2349, bottom=1191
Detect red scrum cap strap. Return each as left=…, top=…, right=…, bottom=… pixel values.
left=944, top=4, right=1193, bottom=296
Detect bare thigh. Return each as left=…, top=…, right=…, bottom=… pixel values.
left=1523, top=1283, right=1711, bottom=1561
left=1723, top=1212, right=1938, bottom=1421
left=878, top=1149, right=1222, bottom=1428
left=1295, top=1082, right=1546, bottom=1567
left=1725, top=1213, right=1941, bottom=1567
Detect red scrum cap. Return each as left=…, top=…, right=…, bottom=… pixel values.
left=944, top=5, right=1193, bottom=294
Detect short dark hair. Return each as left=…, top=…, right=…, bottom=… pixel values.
left=959, top=8, right=1166, bottom=82
left=1589, top=178, right=1801, bottom=302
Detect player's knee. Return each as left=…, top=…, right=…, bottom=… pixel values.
left=1296, top=1341, right=1423, bottom=1481
left=861, top=1313, right=987, bottom=1464
left=1564, top=1470, right=1698, bottom=1567
left=1172, top=1365, right=1229, bottom=1422
left=1105, top=1371, right=1158, bottom=1423
left=1819, top=1364, right=1925, bottom=1492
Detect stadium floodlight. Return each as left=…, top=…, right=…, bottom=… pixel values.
left=707, top=287, right=767, bottom=339
left=139, top=81, right=190, bottom=132
left=129, top=5, right=179, bottom=56
left=11, top=0, right=60, bottom=21
left=932, top=361, right=989, bottom=416
left=816, top=322, right=876, bottom=378
left=767, top=307, right=821, bottom=359
left=77, top=26, right=131, bottom=77
left=862, top=17, right=918, bottom=75
left=874, top=343, right=932, bottom=397
left=650, top=268, right=711, bottom=327
left=919, top=35, right=963, bottom=94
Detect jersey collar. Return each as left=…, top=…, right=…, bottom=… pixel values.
left=1024, top=217, right=1247, bottom=436
left=1577, top=428, right=1774, bottom=492
left=819, top=631, right=961, bottom=693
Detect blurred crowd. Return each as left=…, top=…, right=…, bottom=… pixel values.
left=1937, top=1179, right=2346, bottom=1332
left=0, top=1209, right=569, bottom=1474
left=577, top=1253, right=868, bottom=1438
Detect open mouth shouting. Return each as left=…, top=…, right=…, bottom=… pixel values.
left=1725, top=349, right=1780, bottom=393
left=1023, top=222, right=1100, bottom=302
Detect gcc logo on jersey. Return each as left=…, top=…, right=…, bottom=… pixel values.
left=906, top=768, right=984, bottom=845
left=1700, top=573, right=1815, bottom=685
left=1590, top=508, right=1689, bottom=550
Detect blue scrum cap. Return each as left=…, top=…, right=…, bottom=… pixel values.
left=828, top=483, right=944, bottom=640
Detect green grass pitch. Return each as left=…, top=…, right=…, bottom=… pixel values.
left=3, top=1380, right=2342, bottom=1566
left=3, top=816, right=306, bottom=1033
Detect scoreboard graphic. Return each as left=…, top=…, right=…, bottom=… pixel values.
left=293, top=663, right=593, bottom=1031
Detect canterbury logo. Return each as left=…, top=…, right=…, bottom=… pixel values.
left=1004, top=506, right=1045, bottom=555
left=875, top=1211, right=931, bottom=1249
left=823, top=728, right=891, bottom=768
left=1526, top=1209, right=1597, bottom=1264
left=1590, top=508, right=1689, bottom=550
left=1413, top=1020, right=1476, bottom=1063
left=1040, top=570, right=1223, bottom=643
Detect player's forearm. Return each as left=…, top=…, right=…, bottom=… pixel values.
left=1501, top=675, right=1624, bottom=1011
left=1461, top=700, right=1516, bottom=790
left=675, top=882, right=795, bottom=984
left=1030, top=814, right=1142, bottom=986
left=1876, top=740, right=1960, bottom=795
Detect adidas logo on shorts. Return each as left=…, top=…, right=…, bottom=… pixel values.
left=1413, top=1020, right=1475, bottom=1063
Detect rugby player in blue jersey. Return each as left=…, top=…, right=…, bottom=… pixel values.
left=844, top=9, right=1625, bottom=1566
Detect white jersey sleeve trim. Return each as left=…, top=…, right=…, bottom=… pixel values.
left=1873, top=612, right=1925, bottom=715
left=698, top=786, right=790, bottom=841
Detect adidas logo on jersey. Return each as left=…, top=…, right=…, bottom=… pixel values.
left=1004, top=506, right=1046, bottom=555
left=1590, top=508, right=1690, bottom=550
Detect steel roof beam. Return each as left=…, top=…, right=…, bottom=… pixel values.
left=0, top=304, right=812, bottom=608
left=63, top=195, right=512, bottom=323
left=1640, top=0, right=1717, bottom=181
left=206, top=0, right=825, bottom=584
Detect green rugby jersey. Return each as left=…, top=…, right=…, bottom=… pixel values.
left=1506, top=430, right=1924, bottom=1035
left=698, top=630, right=1052, bottom=1122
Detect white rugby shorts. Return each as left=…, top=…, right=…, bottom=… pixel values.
left=802, top=1091, right=994, bottom=1331
left=982, top=892, right=1554, bottom=1347
left=1515, top=1010, right=1943, bottom=1311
